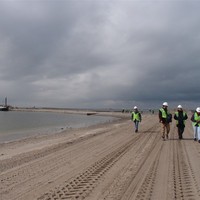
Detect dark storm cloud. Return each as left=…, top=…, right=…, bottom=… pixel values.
left=0, top=0, right=200, bottom=109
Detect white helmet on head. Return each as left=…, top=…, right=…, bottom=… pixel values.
left=177, top=105, right=182, bottom=109
left=163, top=102, right=168, bottom=106
left=196, top=107, right=200, bottom=112
left=134, top=106, right=137, bottom=109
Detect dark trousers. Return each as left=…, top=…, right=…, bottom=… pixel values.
left=177, top=125, right=185, bottom=139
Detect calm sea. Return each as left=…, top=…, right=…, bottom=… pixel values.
left=0, top=111, right=116, bottom=143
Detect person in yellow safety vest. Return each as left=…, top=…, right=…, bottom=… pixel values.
left=131, top=106, right=142, bottom=133
left=191, top=107, right=200, bottom=142
left=174, top=105, right=188, bottom=140
left=159, top=102, right=172, bottom=140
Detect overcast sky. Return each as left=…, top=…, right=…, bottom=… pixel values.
left=0, top=0, right=200, bottom=109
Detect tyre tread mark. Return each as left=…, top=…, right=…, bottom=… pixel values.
left=38, top=132, right=142, bottom=200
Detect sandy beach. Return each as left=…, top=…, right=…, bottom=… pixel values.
left=1, top=110, right=200, bottom=200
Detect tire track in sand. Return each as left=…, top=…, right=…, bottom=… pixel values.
left=171, top=139, right=200, bottom=200
left=93, top=123, right=162, bottom=200
left=37, top=124, right=159, bottom=200
left=102, top=123, right=162, bottom=200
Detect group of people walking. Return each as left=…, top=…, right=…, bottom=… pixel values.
left=131, top=102, right=200, bottom=142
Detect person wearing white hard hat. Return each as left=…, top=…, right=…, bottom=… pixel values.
left=159, top=102, right=172, bottom=140
left=191, top=107, right=200, bottom=142
left=131, top=106, right=142, bottom=133
left=174, top=105, right=188, bottom=139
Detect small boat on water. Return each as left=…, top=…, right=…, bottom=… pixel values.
left=0, top=106, right=9, bottom=111
left=0, top=97, right=9, bottom=111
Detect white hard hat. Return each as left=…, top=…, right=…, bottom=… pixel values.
left=196, top=107, right=200, bottom=112
left=134, top=106, right=137, bottom=109
left=163, top=102, right=168, bottom=106
left=177, top=105, right=182, bottom=109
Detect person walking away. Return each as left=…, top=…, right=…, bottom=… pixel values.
left=174, top=105, right=188, bottom=139
left=131, top=106, right=142, bottom=132
left=191, top=107, right=200, bottom=142
left=159, top=102, right=172, bottom=140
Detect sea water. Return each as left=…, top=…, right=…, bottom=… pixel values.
left=0, top=111, right=116, bottom=143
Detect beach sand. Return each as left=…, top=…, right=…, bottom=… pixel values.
left=1, top=110, right=200, bottom=200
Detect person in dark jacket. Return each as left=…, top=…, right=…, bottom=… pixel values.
left=159, top=102, right=171, bottom=140
left=174, top=105, right=188, bottom=139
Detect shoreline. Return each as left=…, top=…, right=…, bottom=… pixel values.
left=0, top=110, right=129, bottom=153
left=0, top=112, right=128, bottom=161
left=0, top=109, right=129, bottom=144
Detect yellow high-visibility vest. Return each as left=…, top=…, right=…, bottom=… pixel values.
left=132, top=112, right=140, bottom=121
left=174, top=111, right=187, bottom=125
left=192, top=112, right=200, bottom=127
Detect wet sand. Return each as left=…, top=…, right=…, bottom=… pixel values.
left=1, top=110, right=200, bottom=200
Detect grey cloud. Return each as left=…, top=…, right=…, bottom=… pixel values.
left=0, top=0, right=200, bottom=109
